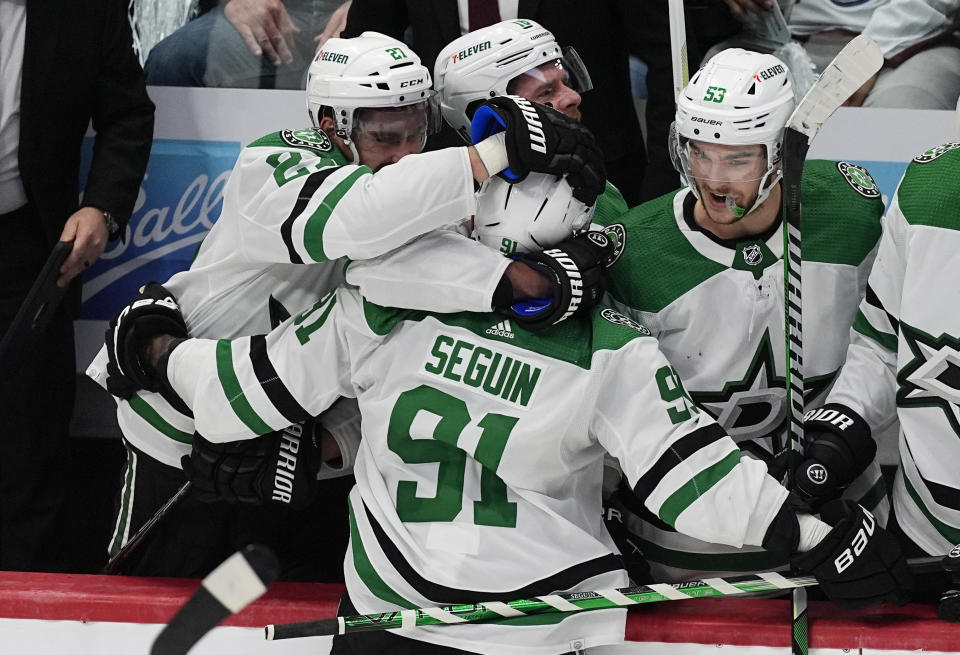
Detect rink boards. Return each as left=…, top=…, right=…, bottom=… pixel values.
left=0, top=570, right=958, bottom=654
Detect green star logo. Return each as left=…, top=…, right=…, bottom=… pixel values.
left=897, top=323, right=960, bottom=435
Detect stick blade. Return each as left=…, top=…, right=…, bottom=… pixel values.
left=151, top=544, right=280, bottom=655
left=787, top=34, right=883, bottom=139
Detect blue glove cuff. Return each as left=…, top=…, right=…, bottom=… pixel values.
left=470, top=104, right=522, bottom=182
left=510, top=297, right=554, bottom=318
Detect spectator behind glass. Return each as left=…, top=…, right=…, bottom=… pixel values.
left=0, top=0, right=153, bottom=571
left=341, top=0, right=647, bottom=206
left=143, top=0, right=349, bottom=89
left=720, top=0, right=960, bottom=108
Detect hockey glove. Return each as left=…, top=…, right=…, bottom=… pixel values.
left=104, top=282, right=187, bottom=398
left=499, top=231, right=615, bottom=332
left=792, top=404, right=876, bottom=511
left=791, top=500, right=911, bottom=609
left=470, top=95, right=606, bottom=205
left=181, top=421, right=322, bottom=510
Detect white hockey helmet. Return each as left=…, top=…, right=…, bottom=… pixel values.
left=473, top=172, right=595, bottom=254
left=434, top=19, right=592, bottom=142
left=672, top=48, right=796, bottom=215
left=307, top=32, right=441, bottom=160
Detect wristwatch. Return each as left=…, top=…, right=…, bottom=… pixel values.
left=102, top=210, right=123, bottom=241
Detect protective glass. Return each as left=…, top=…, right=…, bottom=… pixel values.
left=677, top=140, right=768, bottom=184
left=352, top=94, right=441, bottom=150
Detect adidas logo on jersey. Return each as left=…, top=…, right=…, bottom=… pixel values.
left=485, top=320, right=515, bottom=339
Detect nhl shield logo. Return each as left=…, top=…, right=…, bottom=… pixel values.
left=837, top=162, right=880, bottom=198
left=742, top=244, right=763, bottom=266
left=912, top=142, right=960, bottom=164
left=281, top=128, right=333, bottom=153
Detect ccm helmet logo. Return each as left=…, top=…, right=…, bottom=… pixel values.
left=834, top=507, right=875, bottom=574
left=400, top=78, right=425, bottom=88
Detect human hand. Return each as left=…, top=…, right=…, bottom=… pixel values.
left=224, top=0, right=300, bottom=66
left=723, top=0, right=774, bottom=24
left=843, top=73, right=878, bottom=107
left=314, top=0, right=351, bottom=51
left=57, top=206, right=108, bottom=286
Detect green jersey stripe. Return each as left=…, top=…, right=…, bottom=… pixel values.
left=659, top=449, right=741, bottom=526
left=109, top=447, right=137, bottom=555
left=128, top=394, right=194, bottom=444
left=303, top=166, right=371, bottom=262
left=215, top=339, right=273, bottom=435
left=852, top=309, right=898, bottom=353
left=903, top=471, right=960, bottom=544
left=348, top=499, right=418, bottom=610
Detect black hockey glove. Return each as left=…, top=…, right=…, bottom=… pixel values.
left=104, top=282, right=187, bottom=399
left=792, top=404, right=876, bottom=511
left=470, top=95, right=606, bottom=205
left=181, top=421, right=323, bottom=510
left=603, top=503, right=653, bottom=585
left=791, top=500, right=912, bottom=609
left=498, top=231, right=615, bottom=332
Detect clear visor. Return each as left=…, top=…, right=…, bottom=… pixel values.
left=351, top=93, right=441, bottom=149
left=677, top=139, right=768, bottom=184
left=509, top=47, right=593, bottom=95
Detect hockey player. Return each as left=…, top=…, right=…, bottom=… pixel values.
left=592, top=48, right=891, bottom=581
left=104, top=169, right=910, bottom=655
left=88, top=31, right=608, bottom=578
left=342, top=18, right=630, bottom=321
left=793, top=142, right=960, bottom=587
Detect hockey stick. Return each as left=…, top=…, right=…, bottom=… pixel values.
left=937, top=544, right=960, bottom=622
left=264, top=554, right=944, bottom=640
left=779, top=33, right=884, bottom=655
left=151, top=543, right=280, bottom=655
left=667, top=0, right=689, bottom=101
left=103, top=480, right=192, bottom=574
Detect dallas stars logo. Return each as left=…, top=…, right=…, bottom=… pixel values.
left=690, top=329, right=836, bottom=456
left=897, top=323, right=960, bottom=435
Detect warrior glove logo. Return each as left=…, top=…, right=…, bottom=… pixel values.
left=803, top=407, right=855, bottom=431
left=271, top=423, right=303, bottom=504
left=543, top=247, right=583, bottom=320
left=805, top=462, right=829, bottom=485
left=511, top=96, right=548, bottom=154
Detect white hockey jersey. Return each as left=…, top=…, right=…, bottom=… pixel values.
left=87, top=128, right=479, bottom=468
left=788, top=0, right=960, bottom=60
left=594, top=159, right=889, bottom=580
left=828, top=143, right=960, bottom=556
left=163, top=293, right=789, bottom=654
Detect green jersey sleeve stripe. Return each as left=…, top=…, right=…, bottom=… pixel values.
left=633, top=423, right=727, bottom=501
left=281, top=166, right=343, bottom=264
left=347, top=498, right=418, bottom=609
left=852, top=309, right=898, bottom=353
left=128, top=395, right=194, bottom=444
left=215, top=339, right=274, bottom=435
left=303, top=166, right=371, bottom=262
left=855, top=475, right=890, bottom=513
left=657, top=449, right=742, bottom=527
left=108, top=446, right=137, bottom=556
